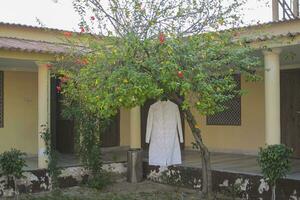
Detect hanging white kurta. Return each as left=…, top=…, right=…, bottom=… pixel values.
left=146, top=100, right=184, bottom=166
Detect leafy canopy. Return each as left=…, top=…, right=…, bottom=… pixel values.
left=54, top=31, right=261, bottom=120
left=51, top=0, right=262, bottom=120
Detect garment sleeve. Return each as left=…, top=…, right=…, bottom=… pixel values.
left=175, top=105, right=184, bottom=143
left=145, top=106, right=154, bottom=143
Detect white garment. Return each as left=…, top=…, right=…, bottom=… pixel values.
left=146, top=100, right=184, bottom=166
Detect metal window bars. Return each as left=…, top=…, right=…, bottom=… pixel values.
left=278, top=0, right=296, bottom=20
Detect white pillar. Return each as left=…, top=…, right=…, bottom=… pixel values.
left=130, top=106, right=141, bottom=149
left=272, top=0, right=279, bottom=21
left=128, top=106, right=143, bottom=183
left=37, top=63, right=50, bottom=168
left=293, top=0, right=299, bottom=17
left=263, top=49, right=281, bottom=145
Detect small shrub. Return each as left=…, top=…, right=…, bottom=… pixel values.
left=84, top=145, right=103, bottom=175
left=257, top=144, right=293, bottom=200
left=0, top=148, right=27, bottom=198
left=0, top=148, right=27, bottom=178
left=86, top=171, right=113, bottom=190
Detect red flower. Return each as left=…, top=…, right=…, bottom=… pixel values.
left=80, top=27, right=85, bottom=33
left=75, top=58, right=88, bottom=65
left=159, top=32, right=165, bottom=44
left=45, top=63, right=52, bottom=70
left=75, top=59, right=81, bottom=65
left=56, top=86, right=62, bottom=93
left=82, top=58, right=88, bottom=65
left=60, top=76, right=69, bottom=83
left=90, top=16, right=95, bottom=21
left=63, top=32, right=72, bottom=37
left=177, top=71, right=184, bottom=78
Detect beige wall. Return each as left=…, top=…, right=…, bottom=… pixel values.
left=184, top=77, right=265, bottom=155
left=0, top=71, right=38, bottom=155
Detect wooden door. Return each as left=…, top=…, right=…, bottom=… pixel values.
left=141, top=99, right=185, bottom=150
left=281, top=69, right=300, bottom=158
left=51, top=77, right=120, bottom=152
left=56, top=120, right=75, bottom=154
left=100, top=113, right=120, bottom=147
left=52, top=77, right=75, bottom=154
left=50, top=77, right=57, bottom=150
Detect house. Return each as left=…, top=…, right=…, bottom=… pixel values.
left=0, top=23, right=131, bottom=169
left=0, top=0, right=299, bottom=183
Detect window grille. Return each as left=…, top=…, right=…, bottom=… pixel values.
left=206, top=75, right=241, bottom=126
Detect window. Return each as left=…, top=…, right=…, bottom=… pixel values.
left=206, top=75, right=241, bottom=126
left=0, top=71, right=3, bottom=128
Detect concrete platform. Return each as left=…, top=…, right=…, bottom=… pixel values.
left=25, top=148, right=300, bottom=180
left=21, top=148, right=300, bottom=199
left=143, top=150, right=300, bottom=199
left=24, top=146, right=129, bottom=170
left=178, top=151, right=300, bottom=181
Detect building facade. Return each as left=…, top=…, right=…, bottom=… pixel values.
left=1, top=18, right=300, bottom=169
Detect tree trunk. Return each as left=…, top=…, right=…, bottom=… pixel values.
left=184, top=108, right=213, bottom=198
left=271, top=185, right=276, bottom=200
left=13, top=175, right=19, bottom=200
left=170, top=94, right=213, bottom=198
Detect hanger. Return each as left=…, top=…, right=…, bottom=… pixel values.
left=160, top=94, right=169, bottom=102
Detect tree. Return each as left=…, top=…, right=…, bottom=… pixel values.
left=53, top=0, right=261, bottom=198
left=258, top=144, right=293, bottom=200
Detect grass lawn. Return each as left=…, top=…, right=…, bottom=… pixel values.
left=19, top=180, right=201, bottom=200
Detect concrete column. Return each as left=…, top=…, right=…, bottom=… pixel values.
left=272, top=0, right=279, bottom=21
left=263, top=49, right=281, bottom=145
left=293, top=0, right=299, bottom=17
left=37, top=63, right=50, bottom=168
left=130, top=106, right=141, bottom=149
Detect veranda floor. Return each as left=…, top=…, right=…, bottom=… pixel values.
left=24, top=147, right=300, bottom=180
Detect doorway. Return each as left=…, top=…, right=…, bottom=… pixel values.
left=280, top=69, right=300, bottom=158
left=51, top=77, right=75, bottom=153
left=50, top=77, right=120, bottom=154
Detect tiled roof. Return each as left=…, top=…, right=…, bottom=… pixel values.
left=2, top=18, right=300, bottom=34
left=0, top=37, right=86, bottom=54
left=0, top=22, right=75, bottom=33
left=240, top=18, right=300, bottom=30
left=1, top=19, right=300, bottom=54
left=0, top=18, right=300, bottom=34
left=244, top=32, right=300, bottom=43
